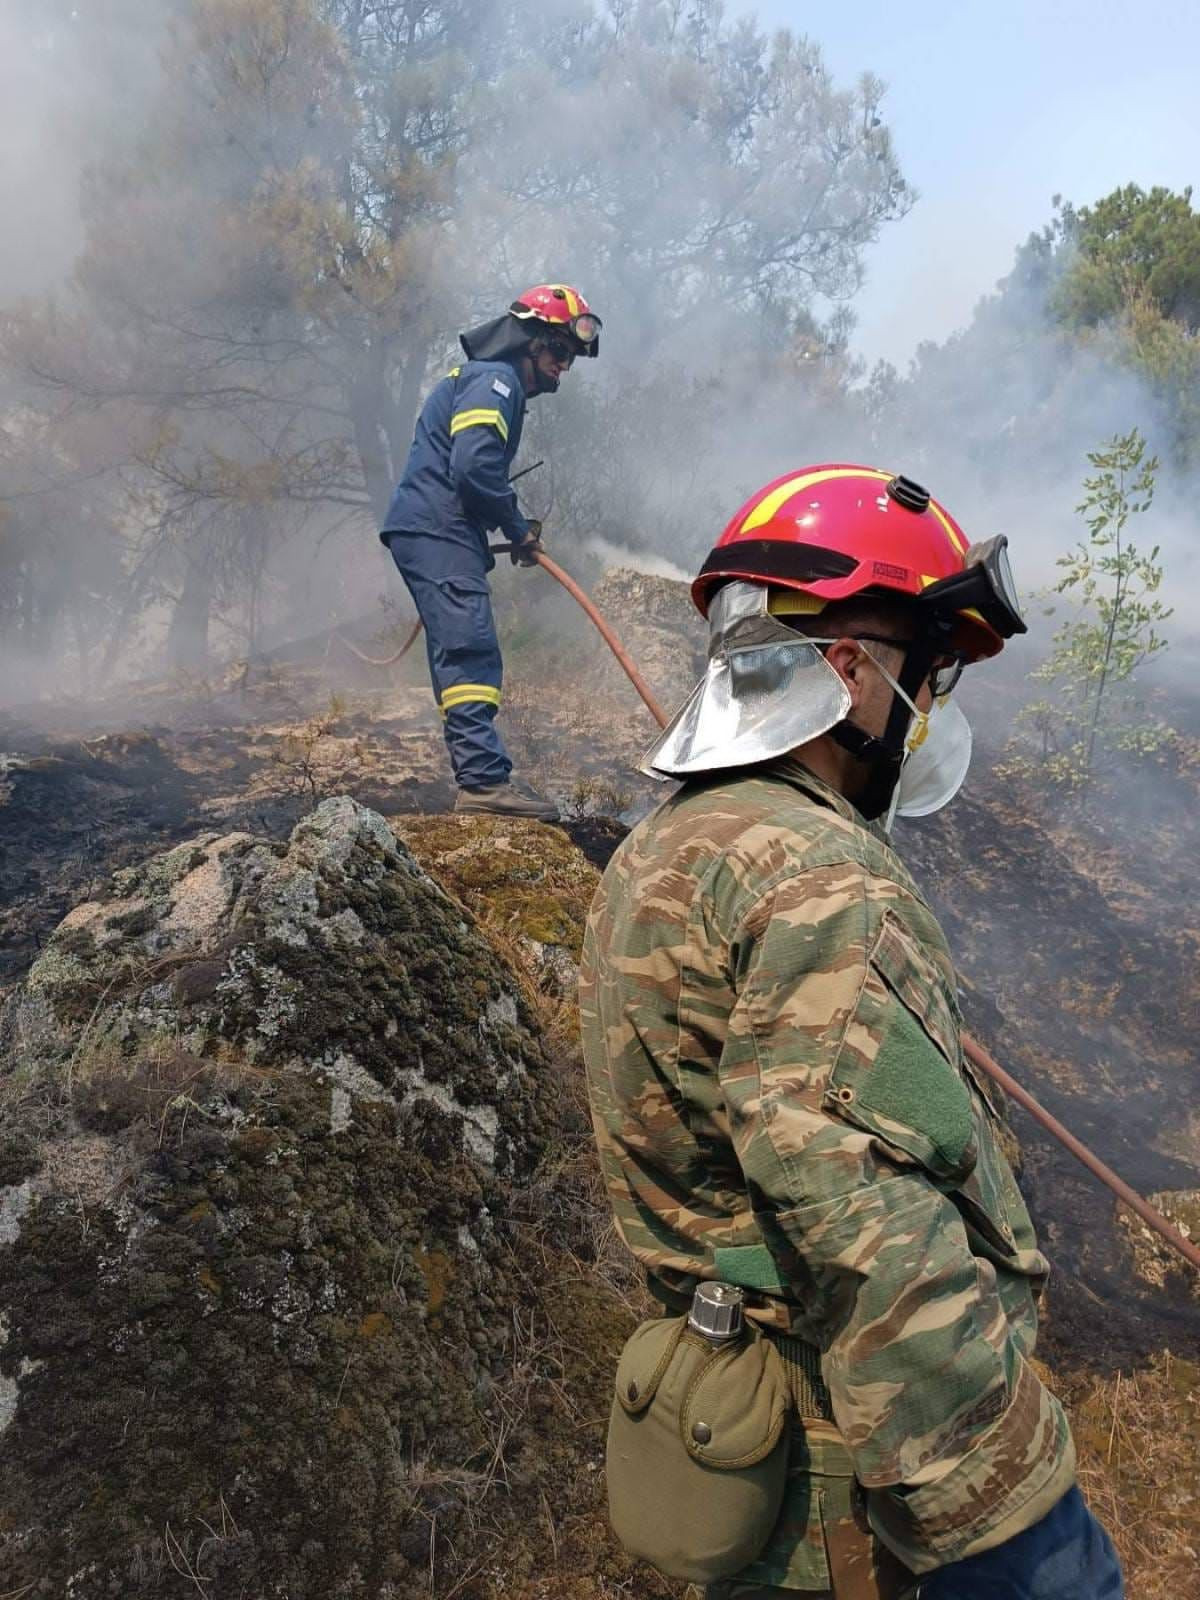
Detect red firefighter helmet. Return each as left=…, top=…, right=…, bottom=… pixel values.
left=693, top=463, right=1007, bottom=660
left=510, top=283, right=601, bottom=355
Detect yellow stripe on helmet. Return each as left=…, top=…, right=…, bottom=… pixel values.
left=549, top=283, right=581, bottom=318
left=450, top=408, right=509, bottom=443
left=927, top=498, right=967, bottom=555
left=766, top=591, right=826, bottom=615
left=739, top=467, right=893, bottom=535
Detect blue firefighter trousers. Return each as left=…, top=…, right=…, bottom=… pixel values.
left=385, top=532, right=512, bottom=791
left=917, top=1486, right=1124, bottom=1599
left=703, top=1487, right=1123, bottom=1600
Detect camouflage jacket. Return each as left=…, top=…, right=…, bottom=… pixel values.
left=579, top=758, right=1076, bottom=1581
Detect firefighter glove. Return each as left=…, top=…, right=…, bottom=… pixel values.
left=512, top=519, right=544, bottom=567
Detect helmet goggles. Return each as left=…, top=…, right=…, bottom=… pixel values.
left=569, top=311, right=602, bottom=346
left=537, top=313, right=601, bottom=359
left=917, top=534, right=1027, bottom=642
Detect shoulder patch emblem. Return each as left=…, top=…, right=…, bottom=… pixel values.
left=491, top=377, right=512, bottom=398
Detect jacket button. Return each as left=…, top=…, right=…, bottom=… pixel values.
left=627, top=1381, right=639, bottom=1402
left=692, top=1421, right=712, bottom=1445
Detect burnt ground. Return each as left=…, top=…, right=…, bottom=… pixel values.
left=0, top=696, right=629, bottom=1001
left=3, top=571, right=1200, bottom=1380
left=898, top=720, right=1200, bottom=1370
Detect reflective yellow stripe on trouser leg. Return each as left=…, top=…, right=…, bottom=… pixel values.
left=439, top=683, right=502, bottom=718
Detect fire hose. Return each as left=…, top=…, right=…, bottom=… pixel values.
left=376, top=541, right=1200, bottom=1275
left=336, top=620, right=424, bottom=668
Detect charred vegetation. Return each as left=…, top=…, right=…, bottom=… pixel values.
left=0, top=571, right=1198, bottom=1593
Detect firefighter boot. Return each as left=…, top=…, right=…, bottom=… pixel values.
left=454, top=777, right=560, bottom=822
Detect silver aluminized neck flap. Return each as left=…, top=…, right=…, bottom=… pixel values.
left=641, top=582, right=851, bottom=779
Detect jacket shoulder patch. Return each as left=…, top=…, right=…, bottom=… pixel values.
left=491, top=377, right=512, bottom=398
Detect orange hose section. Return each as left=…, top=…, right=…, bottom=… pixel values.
left=963, top=1034, right=1200, bottom=1273
left=533, top=551, right=670, bottom=728
left=337, top=620, right=424, bottom=668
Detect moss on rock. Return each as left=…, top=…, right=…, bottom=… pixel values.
left=392, top=815, right=602, bottom=1005
left=0, top=797, right=592, bottom=1597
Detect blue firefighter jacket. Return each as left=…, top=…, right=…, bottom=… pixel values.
left=380, top=359, right=530, bottom=572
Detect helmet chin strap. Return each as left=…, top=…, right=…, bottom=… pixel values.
left=524, top=339, right=565, bottom=395
left=828, top=723, right=904, bottom=821
left=827, top=630, right=943, bottom=820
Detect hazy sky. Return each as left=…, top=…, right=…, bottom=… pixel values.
left=3, top=0, right=1194, bottom=369
left=740, top=0, right=1200, bottom=370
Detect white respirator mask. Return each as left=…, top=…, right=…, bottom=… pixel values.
left=854, top=645, right=974, bottom=827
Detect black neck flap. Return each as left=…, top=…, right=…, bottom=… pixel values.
left=459, top=313, right=533, bottom=364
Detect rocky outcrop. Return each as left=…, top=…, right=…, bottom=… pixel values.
left=0, top=798, right=648, bottom=1598
left=0, top=716, right=453, bottom=993
left=588, top=569, right=705, bottom=715
left=1119, top=1190, right=1200, bottom=1305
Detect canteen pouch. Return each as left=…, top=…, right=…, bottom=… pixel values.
left=605, top=1313, right=790, bottom=1583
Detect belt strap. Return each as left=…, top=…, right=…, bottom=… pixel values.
left=771, top=1333, right=834, bottom=1422
left=712, top=1242, right=833, bottom=1420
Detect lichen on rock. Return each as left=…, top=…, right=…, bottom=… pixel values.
left=0, top=796, right=576, bottom=1597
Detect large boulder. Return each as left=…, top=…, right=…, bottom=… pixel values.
left=0, top=798, right=586, bottom=1597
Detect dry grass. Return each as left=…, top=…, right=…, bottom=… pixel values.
left=267, top=692, right=362, bottom=801
left=1063, top=1350, right=1200, bottom=1598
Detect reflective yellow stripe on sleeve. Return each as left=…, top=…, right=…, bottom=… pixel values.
left=449, top=408, right=509, bottom=444
left=439, top=683, right=502, bottom=716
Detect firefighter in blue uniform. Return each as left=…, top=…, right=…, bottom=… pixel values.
left=381, top=283, right=602, bottom=820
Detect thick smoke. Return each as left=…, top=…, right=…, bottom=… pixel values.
left=0, top=1, right=168, bottom=293
left=0, top=0, right=1194, bottom=716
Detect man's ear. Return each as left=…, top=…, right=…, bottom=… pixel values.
left=823, top=638, right=867, bottom=707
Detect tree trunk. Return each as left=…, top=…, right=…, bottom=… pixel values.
left=389, top=332, right=431, bottom=468
left=349, top=349, right=398, bottom=528
left=165, top=554, right=215, bottom=674
left=348, top=330, right=432, bottom=528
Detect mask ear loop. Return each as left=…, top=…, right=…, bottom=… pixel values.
left=859, top=646, right=929, bottom=746
left=806, top=628, right=946, bottom=822
left=819, top=636, right=932, bottom=767
left=855, top=645, right=929, bottom=833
